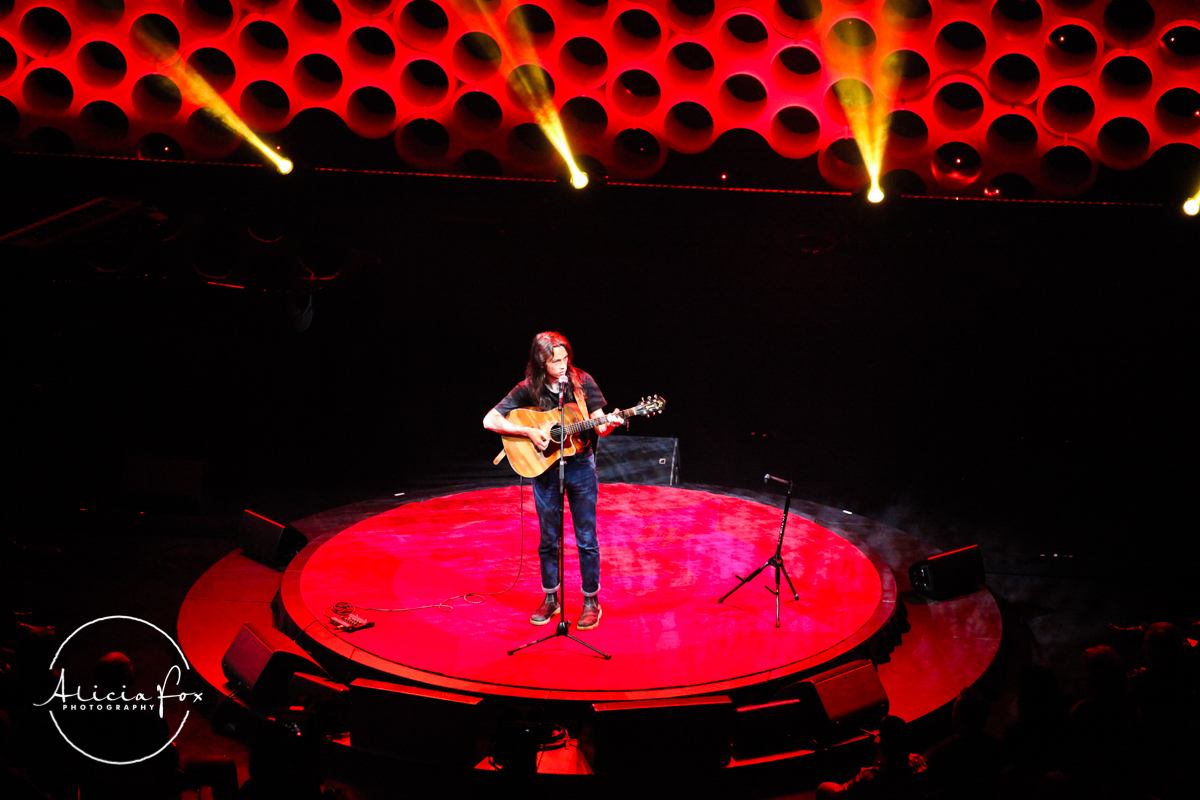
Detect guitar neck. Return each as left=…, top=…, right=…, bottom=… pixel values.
left=562, top=407, right=632, bottom=436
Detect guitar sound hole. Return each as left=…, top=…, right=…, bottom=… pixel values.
left=550, top=425, right=564, bottom=443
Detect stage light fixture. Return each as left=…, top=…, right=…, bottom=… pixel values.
left=831, top=16, right=903, bottom=196
left=1185, top=195, right=1199, bottom=216
left=173, top=71, right=293, bottom=174
left=131, top=26, right=294, bottom=175
left=533, top=103, right=589, bottom=187
left=468, top=0, right=587, bottom=191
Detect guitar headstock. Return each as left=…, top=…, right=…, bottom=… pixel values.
left=632, top=395, right=666, bottom=417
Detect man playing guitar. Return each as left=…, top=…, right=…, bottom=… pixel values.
left=483, top=331, right=625, bottom=631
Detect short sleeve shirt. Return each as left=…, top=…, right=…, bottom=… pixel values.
left=494, top=371, right=608, bottom=448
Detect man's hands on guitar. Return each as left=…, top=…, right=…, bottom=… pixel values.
left=523, top=412, right=622, bottom=451
left=525, top=426, right=551, bottom=451
left=492, top=398, right=660, bottom=478
left=596, top=412, right=625, bottom=436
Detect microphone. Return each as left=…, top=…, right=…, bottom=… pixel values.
left=764, top=474, right=789, bottom=485
left=559, top=376, right=568, bottom=391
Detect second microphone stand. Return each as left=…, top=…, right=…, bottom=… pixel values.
left=509, top=378, right=611, bottom=660
left=716, top=474, right=800, bottom=628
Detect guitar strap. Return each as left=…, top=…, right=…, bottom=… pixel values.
left=572, top=380, right=592, bottom=454
left=572, top=378, right=589, bottom=421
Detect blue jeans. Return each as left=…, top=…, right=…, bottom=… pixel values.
left=533, top=449, right=600, bottom=596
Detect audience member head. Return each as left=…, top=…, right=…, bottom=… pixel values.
left=1143, top=622, right=1185, bottom=673
left=93, top=652, right=134, bottom=694
left=1034, top=770, right=1081, bottom=800
left=952, top=686, right=991, bottom=735
left=877, top=714, right=910, bottom=763
left=1081, top=645, right=1128, bottom=701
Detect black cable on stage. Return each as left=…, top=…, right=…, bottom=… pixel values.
left=337, top=479, right=529, bottom=617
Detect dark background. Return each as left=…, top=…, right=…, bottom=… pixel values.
left=7, top=150, right=1196, bottom=578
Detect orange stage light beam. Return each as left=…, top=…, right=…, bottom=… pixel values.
left=132, top=28, right=293, bottom=174
left=468, top=3, right=588, bottom=188
left=831, top=15, right=903, bottom=201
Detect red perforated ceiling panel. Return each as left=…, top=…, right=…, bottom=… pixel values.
left=1, top=0, right=1198, bottom=196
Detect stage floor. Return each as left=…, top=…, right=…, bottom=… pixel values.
left=180, top=481, right=1001, bottom=726
left=276, top=484, right=897, bottom=700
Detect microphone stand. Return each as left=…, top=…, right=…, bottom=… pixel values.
left=716, top=474, right=800, bottom=628
left=509, top=376, right=611, bottom=659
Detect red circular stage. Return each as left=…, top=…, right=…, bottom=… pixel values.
left=277, top=484, right=897, bottom=700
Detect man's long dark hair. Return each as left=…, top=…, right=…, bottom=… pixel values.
left=526, top=331, right=581, bottom=410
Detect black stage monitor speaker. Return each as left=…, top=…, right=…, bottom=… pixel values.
left=909, top=545, right=985, bottom=600
left=288, top=673, right=350, bottom=716
left=597, top=435, right=680, bottom=485
left=221, top=622, right=330, bottom=707
left=733, top=698, right=814, bottom=758
left=773, top=659, right=889, bottom=744
left=238, top=509, right=307, bottom=568
left=348, top=679, right=485, bottom=767
left=591, top=695, right=732, bottom=775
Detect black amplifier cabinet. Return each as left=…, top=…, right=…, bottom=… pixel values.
left=597, top=435, right=679, bottom=486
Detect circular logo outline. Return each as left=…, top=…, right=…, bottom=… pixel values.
left=45, top=615, right=195, bottom=766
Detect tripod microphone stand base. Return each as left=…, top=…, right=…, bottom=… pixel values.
left=717, top=555, right=799, bottom=628
left=508, top=615, right=612, bottom=659
left=716, top=475, right=801, bottom=628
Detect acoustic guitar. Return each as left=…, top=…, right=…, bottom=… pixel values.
left=498, top=396, right=666, bottom=478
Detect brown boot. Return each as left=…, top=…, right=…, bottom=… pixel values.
left=529, top=592, right=560, bottom=625
left=577, top=595, right=602, bottom=631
